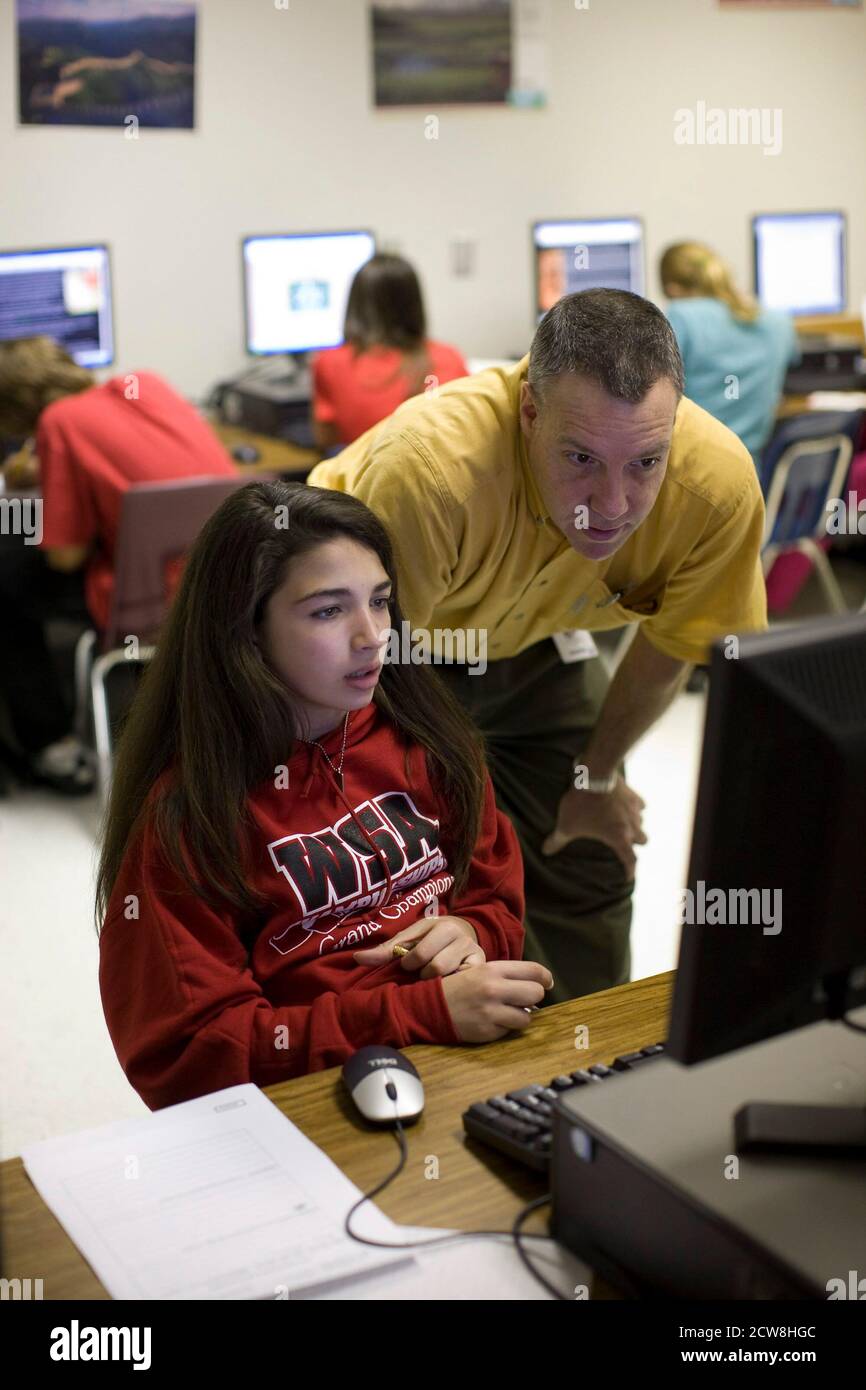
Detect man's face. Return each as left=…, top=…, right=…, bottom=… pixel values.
left=519, top=372, right=678, bottom=559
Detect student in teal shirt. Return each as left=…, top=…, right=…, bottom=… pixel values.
left=660, top=242, right=799, bottom=460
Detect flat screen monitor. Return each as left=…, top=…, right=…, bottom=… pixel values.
left=0, top=243, right=114, bottom=368
left=533, top=217, right=644, bottom=318
left=668, top=613, right=866, bottom=1067
left=243, top=230, right=376, bottom=355
left=752, top=211, right=846, bottom=317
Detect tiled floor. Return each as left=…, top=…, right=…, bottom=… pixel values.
left=2, top=556, right=864, bottom=1160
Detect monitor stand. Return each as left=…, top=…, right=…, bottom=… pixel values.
left=253, top=352, right=310, bottom=390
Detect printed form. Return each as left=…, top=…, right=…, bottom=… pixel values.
left=23, top=1083, right=588, bottom=1300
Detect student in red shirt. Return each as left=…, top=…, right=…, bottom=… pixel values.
left=0, top=336, right=236, bottom=794
left=96, top=478, right=551, bottom=1109
left=312, top=254, right=469, bottom=447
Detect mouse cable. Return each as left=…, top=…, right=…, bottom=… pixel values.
left=343, top=1119, right=570, bottom=1300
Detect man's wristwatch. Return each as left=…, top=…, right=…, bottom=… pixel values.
left=573, top=768, right=618, bottom=793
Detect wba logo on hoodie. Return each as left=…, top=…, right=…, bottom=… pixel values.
left=267, top=791, right=450, bottom=956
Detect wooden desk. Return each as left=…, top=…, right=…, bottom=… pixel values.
left=794, top=314, right=864, bottom=344
left=1, top=423, right=321, bottom=494
left=0, top=972, right=672, bottom=1300
left=777, top=393, right=812, bottom=420
left=778, top=315, right=866, bottom=419
left=778, top=388, right=866, bottom=420
left=211, top=420, right=320, bottom=478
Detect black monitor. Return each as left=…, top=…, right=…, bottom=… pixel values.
left=0, top=243, right=114, bottom=367
left=752, top=211, right=847, bottom=317
left=532, top=217, right=644, bottom=321
left=668, top=613, right=866, bottom=1076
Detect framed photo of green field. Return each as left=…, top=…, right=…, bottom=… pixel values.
left=371, top=0, right=547, bottom=109
left=17, top=0, right=197, bottom=129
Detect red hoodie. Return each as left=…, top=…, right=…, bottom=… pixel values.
left=99, top=699, right=525, bottom=1110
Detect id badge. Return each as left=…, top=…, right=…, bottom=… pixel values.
left=552, top=629, right=599, bottom=663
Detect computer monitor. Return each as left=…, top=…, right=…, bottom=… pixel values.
left=668, top=613, right=866, bottom=1072
left=242, top=230, right=376, bottom=356
left=0, top=243, right=114, bottom=368
left=752, top=211, right=847, bottom=317
left=532, top=217, right=644, bottom=319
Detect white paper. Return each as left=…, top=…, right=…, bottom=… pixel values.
left=22, top=1084, right=587, bottom=1301
left=805, top=391, right=866, bottom=411
left=23, top=1085, right=414, bottom=1300
left=313, top=1233, right=591, bottom=1301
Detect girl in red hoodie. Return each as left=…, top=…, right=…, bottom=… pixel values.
left=96, top=479, right=552, bottom=1109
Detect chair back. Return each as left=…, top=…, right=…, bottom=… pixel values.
left=102, top=474, right=269, bottom=650
left=759, top=410, right=864, bottom=551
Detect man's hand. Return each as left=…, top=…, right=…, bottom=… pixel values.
left=541, top=775, right=647, bottom=878
left=353, top=914, right=485, bottom=979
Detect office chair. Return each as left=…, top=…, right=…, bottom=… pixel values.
left=759, top=409, right=865, bottom=614
left=74, top=474, right=272, bottom=803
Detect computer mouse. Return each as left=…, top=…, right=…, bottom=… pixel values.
left=231, top=443, right=261, bottom=464
left=342, top=1045, right=425, bottom=1125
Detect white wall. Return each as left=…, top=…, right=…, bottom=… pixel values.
left=2, top=0, right=864, bottom=400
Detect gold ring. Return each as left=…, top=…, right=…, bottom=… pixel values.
left=392, top=943, right=410, bottom=958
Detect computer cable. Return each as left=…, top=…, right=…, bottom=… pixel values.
left=343, top=1114, right=570, bottom=1300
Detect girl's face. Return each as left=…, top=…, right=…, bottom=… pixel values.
left=258, top=537, right=392, bottom=741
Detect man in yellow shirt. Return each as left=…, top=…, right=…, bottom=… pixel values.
left=308, top=289, right=767, bottom=1002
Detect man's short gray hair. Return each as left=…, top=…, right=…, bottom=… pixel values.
left=528, top=288, right=684, bottom=405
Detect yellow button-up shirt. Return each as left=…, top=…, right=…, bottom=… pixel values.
left=307, top=356, right=768, bottom=665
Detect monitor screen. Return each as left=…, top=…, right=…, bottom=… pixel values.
left=668, top=613, right=866, bottom=1067
left=533, top=218, right=644, bottom=318
left=243, top=231, right=376, bottom=355
left=0, top=244, right=114, bottom=368
left=752, top=211, right=846, bottom=317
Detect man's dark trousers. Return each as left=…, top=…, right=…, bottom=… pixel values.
left=436, top=638, right=633, bottom=1005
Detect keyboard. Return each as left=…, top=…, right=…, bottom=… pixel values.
left=462, top=1042, right=667, bottom=1172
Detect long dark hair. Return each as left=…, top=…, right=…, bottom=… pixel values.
left=95, top=480, right=487, bottom=935
left=343, top=253, right=431, bottom=396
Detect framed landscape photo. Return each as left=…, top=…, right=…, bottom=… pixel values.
left=17, top=0, right=197, bottom=129
left=371, top=0, right=547, bottom=110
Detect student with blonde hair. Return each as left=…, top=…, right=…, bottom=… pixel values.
left=660, top=241, right=798, bottom=461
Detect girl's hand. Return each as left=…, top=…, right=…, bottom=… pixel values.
left=353, top=914, right=485, bottom=980
left=441, top=960, right=554, bottom=1042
